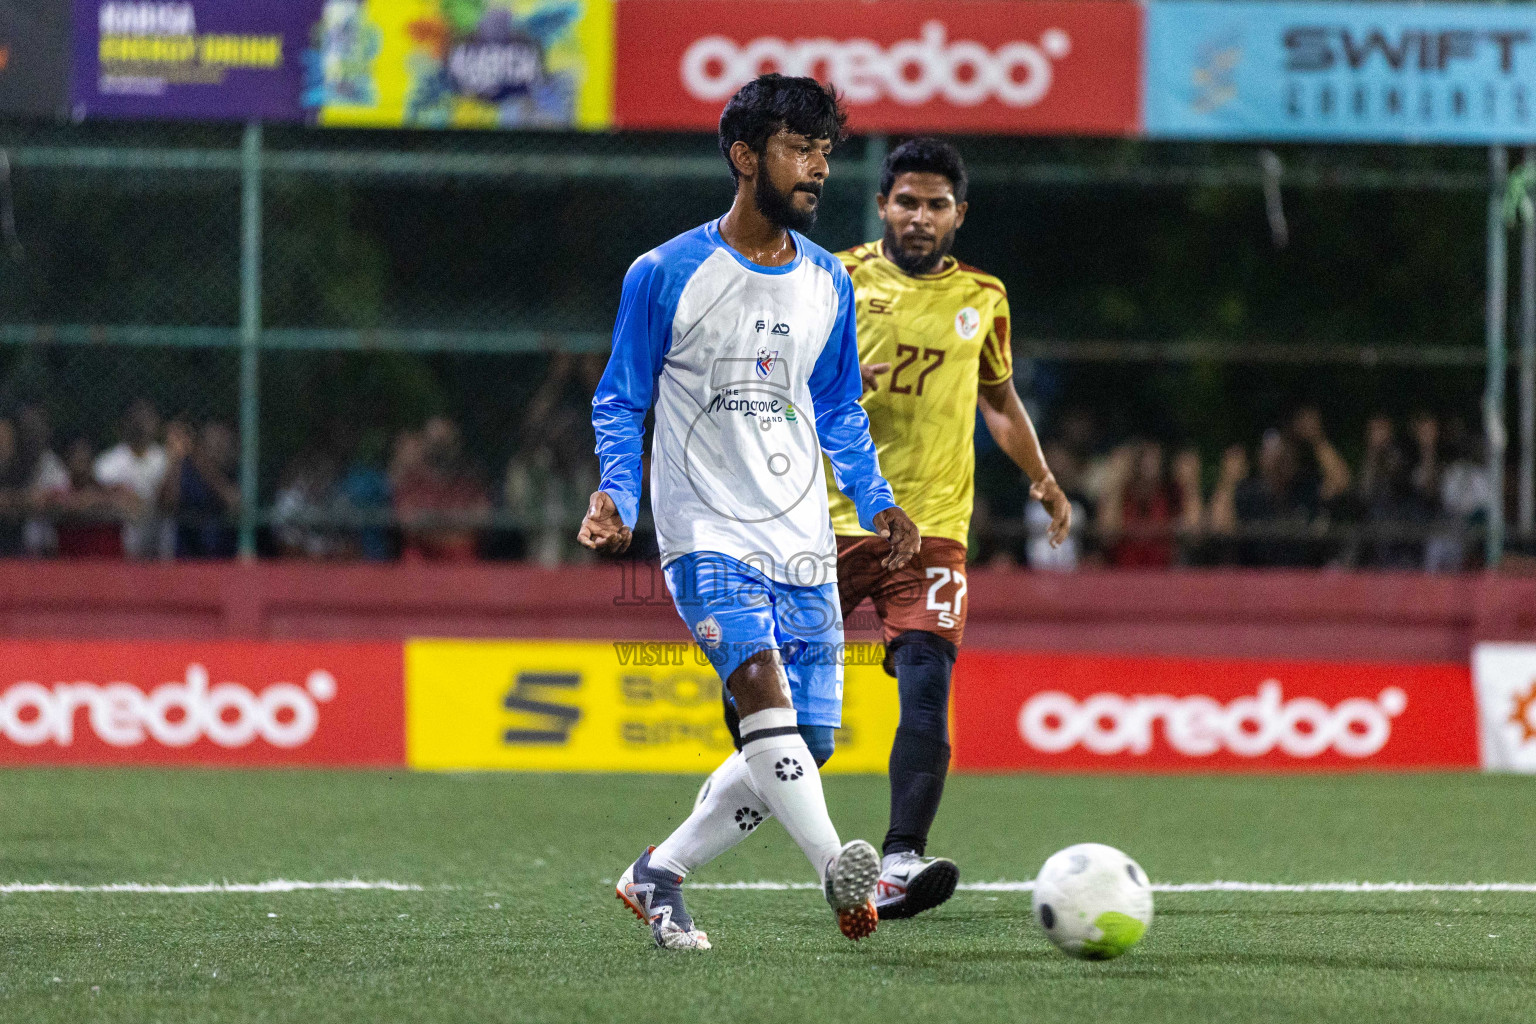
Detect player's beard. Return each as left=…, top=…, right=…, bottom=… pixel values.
left=755, top=173, right=820, bottom=233
left=884, top=223, right=957, bottom=276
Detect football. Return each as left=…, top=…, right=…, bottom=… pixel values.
left=1032, top=843, right=1155, bottom=959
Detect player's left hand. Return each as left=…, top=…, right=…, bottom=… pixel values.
left=577, top=490, right=633, bottom=555
left=859, top=362, right=891, bottom=394
left=1031, top=474, right=1072, bottom=548
left=872, top=506, right=920, bottom=570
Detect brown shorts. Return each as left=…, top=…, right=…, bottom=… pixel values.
left=836, top=535, right=969, bottom=651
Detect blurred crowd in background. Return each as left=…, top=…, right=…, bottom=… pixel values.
left=990, top=405, right=1495, bottom=573
left=0, top=347, right=1503, bottom=572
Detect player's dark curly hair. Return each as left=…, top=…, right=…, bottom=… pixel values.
left=879, top=137, right=968, bottom=203
left=718, top=74, right=848, bottom=182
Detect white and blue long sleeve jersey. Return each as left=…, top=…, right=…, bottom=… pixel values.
left=591, top=219, right=896, bottom=586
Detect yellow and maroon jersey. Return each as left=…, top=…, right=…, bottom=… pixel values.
left=826, top=241, right=1012, bottom=545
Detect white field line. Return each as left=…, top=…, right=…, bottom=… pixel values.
left=689, top=880, right=1536, bottom=894
left=0, top=879, right=423, bottom=894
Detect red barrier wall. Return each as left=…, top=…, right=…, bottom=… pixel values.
left=0, top=562, right=1531, bottom=661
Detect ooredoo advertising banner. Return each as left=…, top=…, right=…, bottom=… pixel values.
left=613, top=0, right=1143, bottom=135
left=953, top=651, right=1478, bottom=772
left=406, top=639, right=898, bottom=772
left=0, top=1, right=71, bottom=117
left=308, top=0, right=614, bottom=129
left=1145, top=1, right=1536, bottom=144
left=0, top=641, right=403, bottom=765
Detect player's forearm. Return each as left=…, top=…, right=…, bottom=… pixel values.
left=1313, top=440, right=1352, bottom=499
left=979, top=381, right=1052, bottom=486
left=819, top=405, right=896, bottom=530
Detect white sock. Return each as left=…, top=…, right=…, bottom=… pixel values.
left=650, top=751, right=771, bottom=878
left=739, top=706, right=843, bottom=883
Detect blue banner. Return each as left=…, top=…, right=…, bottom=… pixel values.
left=1146, top=1, right=1536, bottom=144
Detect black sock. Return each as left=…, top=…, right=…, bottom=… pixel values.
left=883, top=631, right=955, bottom=858
left=885, top=727, right=951, bottom=857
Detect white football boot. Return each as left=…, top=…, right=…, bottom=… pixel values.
left=615, top=847, right=711, bottom=950
left=874, top=851, right=960, bottom=920
left=823, top=839, right=881, bottom=940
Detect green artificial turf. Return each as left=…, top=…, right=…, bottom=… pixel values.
left=0, top=769, right=1533, bottom=1023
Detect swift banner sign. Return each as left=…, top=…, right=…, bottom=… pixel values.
left=952, top=651, right=1478, bottom=772
left=405, top=639, right=899, bottom=773
left=613, top=0, right=1143, bottom=135
left=1145, top=1, right=1536, bottom=144
left=0, top=641, right=403, bottom=765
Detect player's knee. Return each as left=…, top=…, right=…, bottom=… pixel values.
left=889, top=631, right=955, bottom=739
left=727, top=649, right=790, bottom=716
left=799, top=724, right=835, bottom=767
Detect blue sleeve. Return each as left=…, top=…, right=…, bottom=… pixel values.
left=592, top=254, right=671, bottom=528
left=808, top=269, right=897, bottom=531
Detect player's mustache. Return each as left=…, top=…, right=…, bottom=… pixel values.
left=793, top=182, right=823, bottom=199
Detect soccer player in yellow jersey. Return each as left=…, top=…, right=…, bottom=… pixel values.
left=829, top=138, right=1072, bottom=919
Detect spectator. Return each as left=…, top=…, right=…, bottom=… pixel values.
left=0, top=418, right=25, bottom=556
left=1425, top=418, right=1491, bottom=571
left=1095, top=440, right=1202, bottom=567
left=337, top=431, right=392, bottom=561
left=393, top=416, right=490, bottom=561
left=161, top=421, right=240, bottom=559
left=1026, top=441, right=1090, bottom=571
left=1353, top=414, right=1434, bottom=568
left=1211, top=431, right=1320, bottom=567
left=1288, top=407, right=1354, bottom=508
left=503, top=352, right=603, bottom=566
left=93, top=399, right=168, bottom=559
left=273, top=452, right=345, bottom=559
left=15, top=407, right=69, bottom=556
left=41, top=438, right=127, bottom=558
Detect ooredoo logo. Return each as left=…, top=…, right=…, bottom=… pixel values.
left=0, top=663, right=336, bottom=749
left=681, top=21, right=1072, bottom=108
left=1019, top=681, right=1409, bottom=759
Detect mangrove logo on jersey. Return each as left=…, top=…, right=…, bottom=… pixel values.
left=953, top=651, right=1478, bottom=772
left=1145, top=1, right=1536, bottom=143
left=615, top=1, right=1142, bottom=135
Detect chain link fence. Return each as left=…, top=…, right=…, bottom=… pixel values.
left=0, top=119, right=1521, bottom=566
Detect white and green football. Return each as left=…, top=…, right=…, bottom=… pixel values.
left=1032, top=843, right=1154, bottom=960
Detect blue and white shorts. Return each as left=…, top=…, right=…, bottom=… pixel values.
left=663, top=552, right=844, bottom=728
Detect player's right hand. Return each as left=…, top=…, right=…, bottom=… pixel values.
left=859, top=362, right=891, bottom=395
left=577, top=490, right=632, bottom=554
left=872, top=506, right=920, bottom=571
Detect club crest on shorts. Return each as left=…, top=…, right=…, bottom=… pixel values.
left=694, top=615, right=723, bottom=649
left=954, top=306, right=981, bottom=340
left=756, top=347, right=779, bottom=380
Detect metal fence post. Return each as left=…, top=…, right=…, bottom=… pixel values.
left=1486, top=145, right=1509, bottom=569
left=1521, top=145, right=1536, bottom=544
left=238, top=122, right=262, bottom=560
left=862, top=134, right=888, bottom=246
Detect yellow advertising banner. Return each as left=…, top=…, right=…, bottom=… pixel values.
left=309, top=0, right=613, bottom=129
left=406, top=639, right=900, bottom=773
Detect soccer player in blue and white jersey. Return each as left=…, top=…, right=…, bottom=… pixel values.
left=580, top=74, right=920, bottom=950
